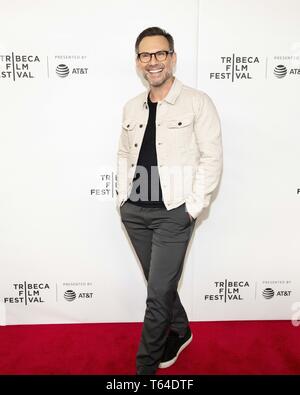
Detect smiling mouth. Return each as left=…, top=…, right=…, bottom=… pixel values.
left=148, top=69, right=163, bottom=74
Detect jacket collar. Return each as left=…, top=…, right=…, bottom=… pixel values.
left=142, top=77, right=183, bottom=108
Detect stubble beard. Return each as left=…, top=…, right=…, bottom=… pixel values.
left=144, top=69, right=173, bottom=88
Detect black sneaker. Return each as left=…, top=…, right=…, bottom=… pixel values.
left=158, top=326, right=193, bottom=369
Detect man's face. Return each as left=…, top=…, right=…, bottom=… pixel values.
left=136, top=35, right=176, bottom=88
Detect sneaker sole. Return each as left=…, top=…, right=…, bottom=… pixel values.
left=158, top=333, right=193, bottom=369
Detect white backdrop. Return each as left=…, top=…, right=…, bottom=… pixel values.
left=0, top=0, right=299, bottom=325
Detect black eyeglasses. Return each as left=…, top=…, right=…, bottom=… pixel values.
left=137, top=50, right=174, bottom=63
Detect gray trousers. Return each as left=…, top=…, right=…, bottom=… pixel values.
left=120, top=200, right=196, bottom=374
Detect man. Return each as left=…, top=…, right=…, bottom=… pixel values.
left=116, top=27, right=223, bottom=375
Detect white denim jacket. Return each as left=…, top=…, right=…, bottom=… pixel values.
left=116, top=77, right=223, bottom=219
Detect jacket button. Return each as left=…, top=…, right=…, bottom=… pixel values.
left=139, top=124, right=143, bottom=128
left=116, top=190, right=119, bottom=195
left=178, top=122, right=182, bottom=126
left=127, top=124, right=130, bottom=128
left=134, top=143, right=138, bottom=147
left=131, top=163, right=134, bottom=167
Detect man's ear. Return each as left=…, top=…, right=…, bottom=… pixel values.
left=172, top=51, right=177, bottom=66
left=136, top=58, right=141, bottom=72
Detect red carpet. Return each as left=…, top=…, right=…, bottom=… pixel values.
left=0, top=321, right=299, bottom=375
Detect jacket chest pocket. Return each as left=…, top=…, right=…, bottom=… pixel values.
left=166, top=114, right=194, bottom=151
left=122, top=120, right=137, bottom=148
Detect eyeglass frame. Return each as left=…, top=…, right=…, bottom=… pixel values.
left=136, top=50, right=174, bottom=63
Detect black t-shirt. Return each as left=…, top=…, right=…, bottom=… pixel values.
left=127, top=93, right=166, bottom=208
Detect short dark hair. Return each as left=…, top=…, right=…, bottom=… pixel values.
left=135, top=27, right=174, bottom=55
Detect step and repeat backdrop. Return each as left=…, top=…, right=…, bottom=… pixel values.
left=0, top=0, right=299, bottom=325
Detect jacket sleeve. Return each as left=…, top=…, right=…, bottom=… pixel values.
left=185, top=92, right=223, bottom=219
left=116, top=106, right=130, bottom=207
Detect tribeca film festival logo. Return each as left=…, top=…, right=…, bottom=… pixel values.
left=91, top=168, right=117, bottom=200
left=3, top=282, right=50, bottom=305
left=209, top=55, right=260, bottom=81
left=62, top=282, right=93, bottom=302
left=0, top=52, right=41, bottom=80
left=204, top=280, right=250, bottom=302
left=209, top=49, right=300, bottom=81
left=0, top=52, right=87, bottom=80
